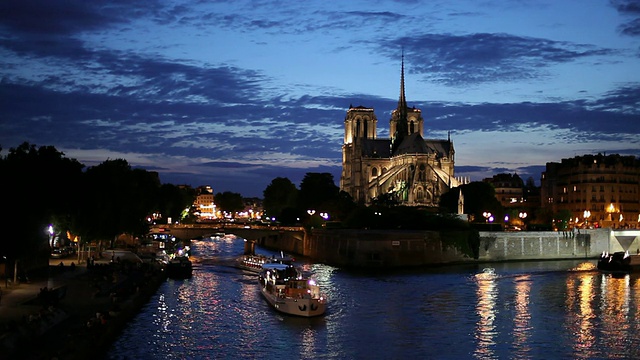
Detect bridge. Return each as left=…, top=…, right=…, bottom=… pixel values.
left=150, top=224, right=306, bottom=251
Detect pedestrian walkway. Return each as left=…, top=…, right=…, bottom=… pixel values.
left=0, top=259, right=84, bottom=351
left=0, top=267, right=78, bottom=325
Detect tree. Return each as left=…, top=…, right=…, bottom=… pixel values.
left=554, top=209, right=573, bottom=231
left=263, top=177, right=298, bottom=221
left=298, top=172, right=340, bottom=211
left=215, top=191, right=244, bottom=217
left=157, top=184, right=196, bottom=223
left=75, top=159, right=160, bottom=246
left=0, top=142, right=84, bottom=267
left=439, top=182, right=503, bottom=222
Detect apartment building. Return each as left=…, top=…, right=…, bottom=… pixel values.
left=541, top=154, right=640, bottom=229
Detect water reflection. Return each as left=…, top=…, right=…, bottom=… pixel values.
left=565, top=270, right=597, bottom=357
left=474, top=268, right=498, bottom=359
left=600, top=274, right=631, bottom=356
left=512, top=275, right=531, bottom=358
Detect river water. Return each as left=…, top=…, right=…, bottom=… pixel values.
left=107, top=235, right=640, bottom=360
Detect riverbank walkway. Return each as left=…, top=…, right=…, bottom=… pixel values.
left=0, top=258, right=165, bottom=359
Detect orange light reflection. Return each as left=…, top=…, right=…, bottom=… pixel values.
left=474, top=270, right=497, bottom=359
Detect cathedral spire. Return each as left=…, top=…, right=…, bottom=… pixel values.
left=392, top=50, right=409, bottom=154
left=398, top=50, right=407, bottom=110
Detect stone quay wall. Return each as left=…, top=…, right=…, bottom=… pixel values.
left=477, top=229, right=609, bottom=262
left=303, top=229, right=475, bottom=268
left=257, top=228, right=611, bottom=268
left=159, top=225, right=618, bottom=268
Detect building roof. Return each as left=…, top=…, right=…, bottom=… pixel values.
left=394, top=133, right=429, bottom=155
left=425, top=139, right=453, bottom=158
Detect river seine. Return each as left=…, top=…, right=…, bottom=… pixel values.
left=107, top=235, right=640, bottom=359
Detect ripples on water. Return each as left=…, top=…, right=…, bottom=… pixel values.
left=108, top=237, right=640, bottom=359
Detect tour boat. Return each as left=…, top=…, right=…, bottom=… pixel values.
left=237, top=253, right=295, bottom=273
left=258, top=263, right=326, bottom=317
left=597, top=251, right=632, bottom=274
left=237, top=254, right=272, bottom=272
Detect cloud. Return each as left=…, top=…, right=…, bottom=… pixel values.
left=611, top=0, right=640, bottom=36
left=374, top=33, right=615, bottom=86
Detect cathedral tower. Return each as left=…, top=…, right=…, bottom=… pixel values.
left=390, top=54, right=424, bottom=153
left=344, top=105, right=377, bottom=145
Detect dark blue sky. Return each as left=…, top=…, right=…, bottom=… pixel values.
left=1, top=0, right=639, bottom=197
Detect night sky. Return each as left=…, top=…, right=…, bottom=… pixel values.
left=1, top=0, right=639, bottom=197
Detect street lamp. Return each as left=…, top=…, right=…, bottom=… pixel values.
left=307, top=209, right=316, bottom=216
left=483, top=212, right=492, bottom=223
left=583, top=210, right=591, bottom=228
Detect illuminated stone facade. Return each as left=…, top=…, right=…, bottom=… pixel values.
left=340, top=57, right=459, bottom=206
left=541, top=154, right=640, bottom=228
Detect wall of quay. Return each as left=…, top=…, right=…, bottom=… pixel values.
left=260, top=228, right=611, bottom=268
left=477, top=229, right=608, bottom=262
left=160, top=225, right=627, bottom=268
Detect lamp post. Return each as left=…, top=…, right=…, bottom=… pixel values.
left=519, top=212, right=527, bottom=230
left=583, top=210, right=591, bottom=228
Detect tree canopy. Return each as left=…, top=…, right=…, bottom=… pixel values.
left=215, top=191, right=244, bottom=216
left=262, top=177, right=298, bottom=222
left=0, top=143, right=84, bottom=260
left=0, top=142, right=194, bottom=265
left=439, top=182, right=503, bottom=222
left=298, top=172, right=340, bottom=212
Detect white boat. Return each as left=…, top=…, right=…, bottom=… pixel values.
left=258, top=263, right=327, bottom=317
left=237, top=254, right=272, bottom=272
left=237, top=253, right=295, bottom=273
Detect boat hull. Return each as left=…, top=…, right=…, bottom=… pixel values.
left=260, top=286, right=326, bottom=317
left=597, top=251, right=632, bottom=274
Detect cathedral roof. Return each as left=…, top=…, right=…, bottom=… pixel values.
left=393, top=133, right=429, bottom=155
left=425, top=139, right=453, bottom=158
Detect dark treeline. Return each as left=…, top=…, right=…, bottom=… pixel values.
left=1, top=142, right=476, bottom=272
left=0, top=142, right=194, bottom=268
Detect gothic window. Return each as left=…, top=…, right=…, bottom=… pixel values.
left=382, top=167, right=387, bottom=175
left=356, top=119, right=361, bottom=137
left=371, top=167, right=378, bottom=177
left=416, top=187, right=424, bottom=201
left=410, top=120, right=416, bottom=134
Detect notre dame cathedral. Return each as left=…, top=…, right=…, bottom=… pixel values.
left=340, top=56, right=462, bottom=206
